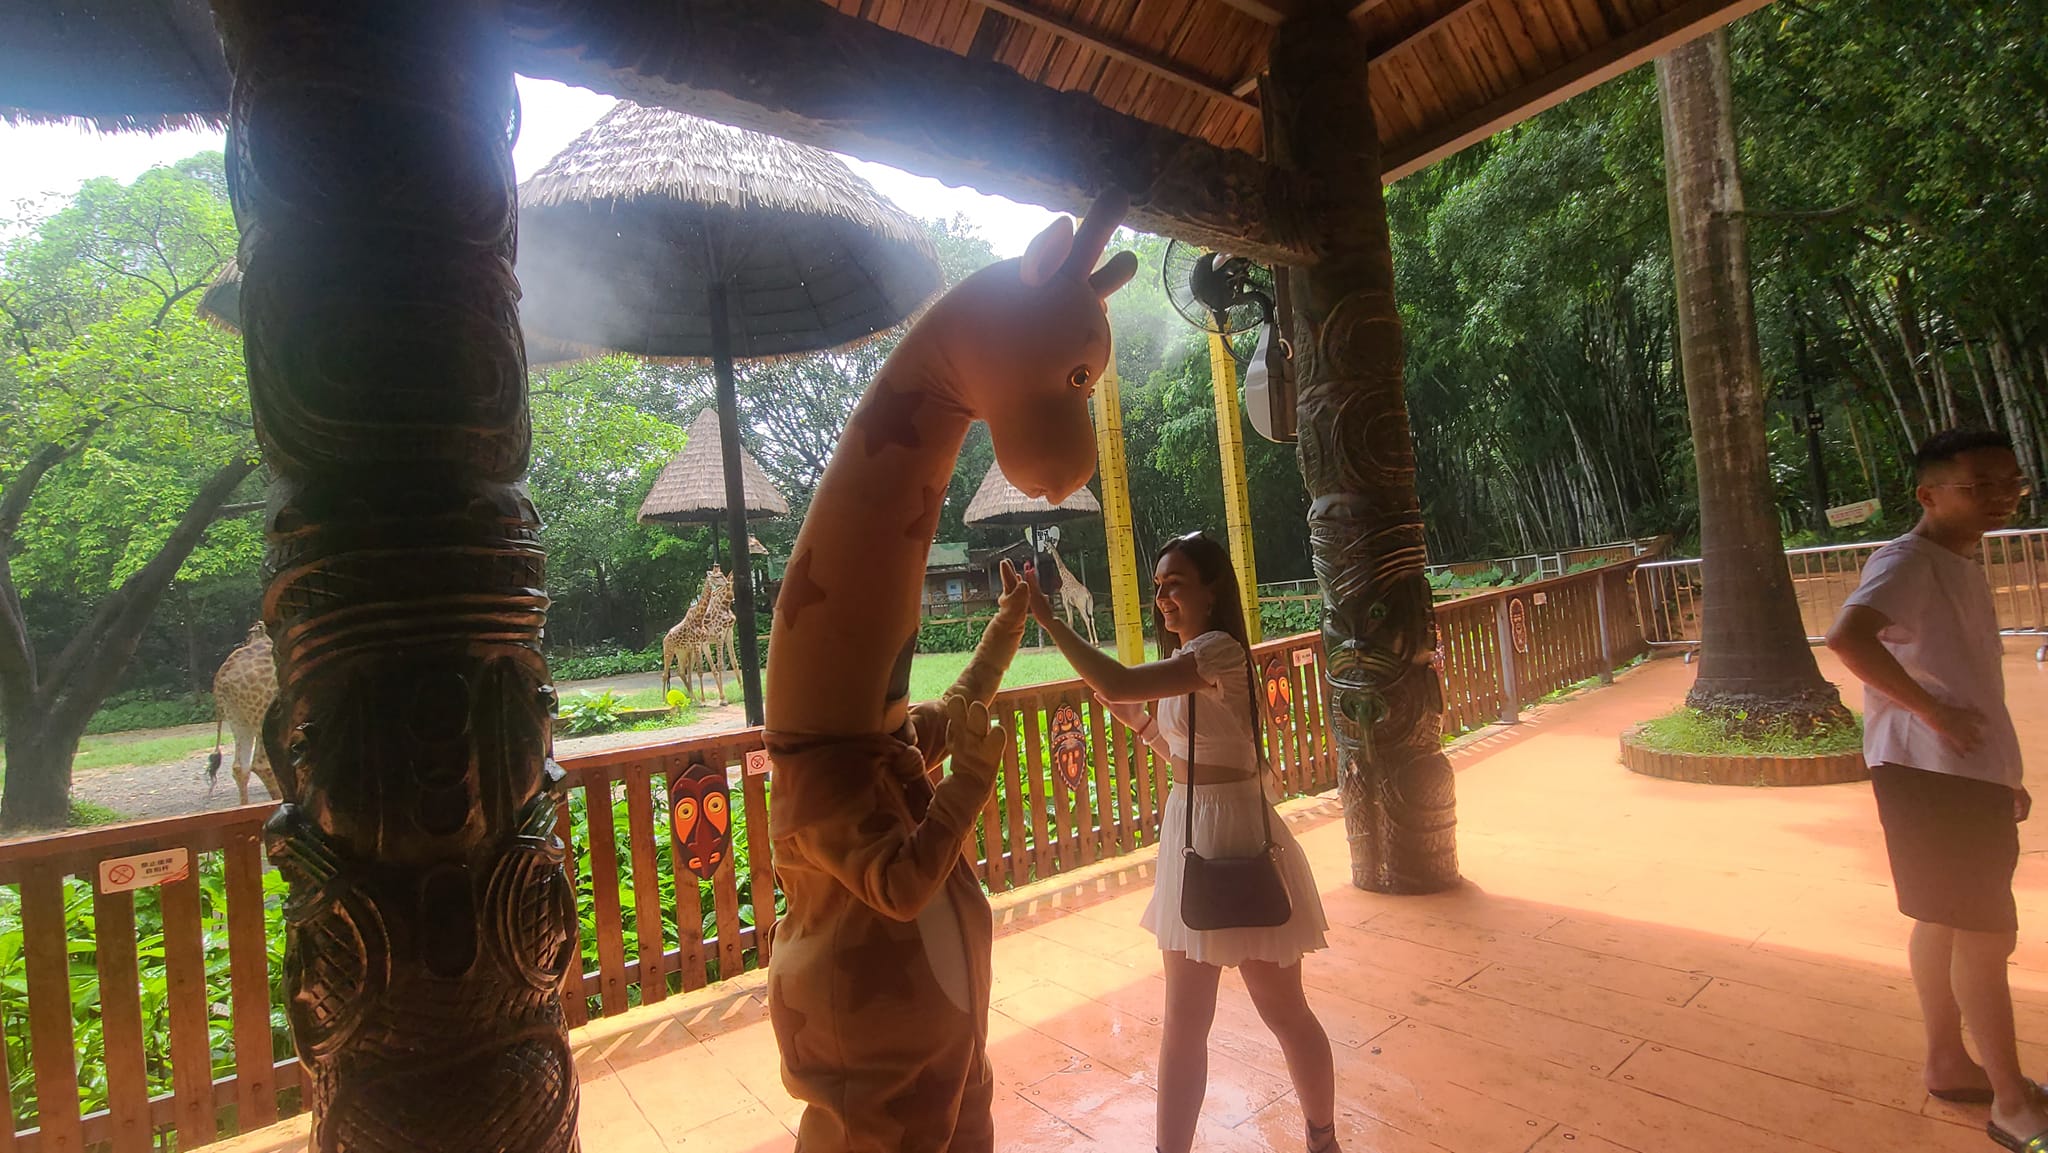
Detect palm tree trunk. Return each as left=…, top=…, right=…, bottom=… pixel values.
left=1657, top=31, right=1851, bottom=730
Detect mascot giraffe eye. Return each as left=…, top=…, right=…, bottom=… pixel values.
left=1067, top=366, right=1093, bottom=390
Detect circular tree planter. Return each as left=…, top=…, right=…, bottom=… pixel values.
left=1621, top=724, right=1867, bottom=787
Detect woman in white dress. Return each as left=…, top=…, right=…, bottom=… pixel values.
left=1024, top=531, right=1338, bottom=1153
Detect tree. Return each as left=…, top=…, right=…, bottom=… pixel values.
left=0, top=155, right=260, bottom=828
left=1657, top=32, right=1850, bottom=728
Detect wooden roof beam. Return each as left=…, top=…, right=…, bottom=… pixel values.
left=972, top=0, right=1257, bottom=114
left=503, top=0, right=1308, bottom=264
left=1380, top=0, right=1776, bottom=179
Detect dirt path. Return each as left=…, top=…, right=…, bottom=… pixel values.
left=66, top=687, right=751, bottom=826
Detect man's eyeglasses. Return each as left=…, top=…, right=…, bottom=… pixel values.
left=1932, top=476, right=2034, bottom=499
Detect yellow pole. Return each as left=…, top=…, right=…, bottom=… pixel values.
left=1209, top=330, right=1262, bottom=642
left=1093, top=348, right=1149, bottom=664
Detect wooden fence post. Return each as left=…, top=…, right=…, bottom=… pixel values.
left=1494, top=597, right=1521, bottom=724
left=1595, top=574, right=1616, bottom=684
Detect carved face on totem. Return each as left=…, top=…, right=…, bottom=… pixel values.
left=914, top=191, right=1139, bottom=502
left=669, top=761, right=732, bottom=881
left=1307, top=494, right=1431, bottom=696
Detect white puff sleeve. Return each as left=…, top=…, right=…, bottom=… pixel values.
left=1183, top=631, right=1247, bottom=690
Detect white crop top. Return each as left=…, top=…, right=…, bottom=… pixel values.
left=1155, top=631, right=1261, bottom=778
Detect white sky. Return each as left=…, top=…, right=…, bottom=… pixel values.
left=0, top=77, right=1063, bottom=256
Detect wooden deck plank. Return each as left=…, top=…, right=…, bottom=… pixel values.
left=1460, top=962, right=1927, bottom=1110
left=1611, top=1043, right=1979, bottom=1153
left=1363, top=909, right=1713, bottom=1005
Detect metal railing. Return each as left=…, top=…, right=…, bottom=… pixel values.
left=1633, top=527, right=2048, bottom=660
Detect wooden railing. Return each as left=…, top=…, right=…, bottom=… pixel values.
left=0, top=555, right=1655, bottom=1149
left=1434, top=558, right=1652, bottom=736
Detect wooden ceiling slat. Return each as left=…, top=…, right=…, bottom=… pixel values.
left=1378, top=0, right=1490, bottom=63
left=1415, top=10, right=1486, bottom=109
left=1441, top=17, right=1507, bottom=98
left=1539, top=0, right=1593, bottom=55
left=1392, top=11, right=1462, bottom=124
left=1093, top=0, right=1174, bottom=115
left=1481, top=3, right=1544, bottom=78
left=1371, top=24, right=1436, bottom=135
left=1145, top=0, right=1208, bottom=129
left=1562, top=0, right=1620, bottom=45
left=940, top=0, right=985, bottom=52
left=1466, top=6, right=1533, bottom=93
left=1372, top=50, right=1430, bottom=138
left=1510, top=0, right=1569, bottom=70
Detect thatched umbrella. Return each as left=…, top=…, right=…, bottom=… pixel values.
left=964, top=460, right=1101, bottom=619
left=963, top=460, right=1102, bottom=528
left=516, top=102, right=942, bottom=726
left=637, top=407, right=788, bottom=564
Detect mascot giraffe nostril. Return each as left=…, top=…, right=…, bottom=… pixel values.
left=762, top=189, right=1138, bottom=1152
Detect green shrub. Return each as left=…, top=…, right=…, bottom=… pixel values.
left=83, top=692, right=216, bottom=735
left=549, top=646, right=663, bottom=682
left=558, top=689, right=628, bottom=735
left=1259, top=599, right=1318, bottom=637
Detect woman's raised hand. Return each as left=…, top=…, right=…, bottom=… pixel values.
left=1024, top=576, right=1058, bottom=626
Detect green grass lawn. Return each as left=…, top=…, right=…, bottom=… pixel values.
left=11, top=644, right=1111, bottom=776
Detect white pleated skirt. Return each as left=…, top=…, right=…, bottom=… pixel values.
left=1141, top=777, right=1329, bottom=967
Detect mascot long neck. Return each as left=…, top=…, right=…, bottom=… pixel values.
left=763, top=338, right=973, bottom=737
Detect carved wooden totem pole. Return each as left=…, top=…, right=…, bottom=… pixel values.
left=1266, top=3, right=1459, bottom=893
left=214, top=2, right=580, bottom=1148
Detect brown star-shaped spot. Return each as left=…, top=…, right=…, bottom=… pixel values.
left=779, top=550, right=828, bottom=629
left=881, top=1063, right=961, bottom=1152
left=855, top=387, right=927, bottom=457
left=904, top=483, right=944, bottom=541
left=836, top=917, right=924, bottom=1015
left=766, top=977, right=811, bottom=1063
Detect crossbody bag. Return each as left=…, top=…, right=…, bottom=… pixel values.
left=1177, top=691, right=1292, bottom=931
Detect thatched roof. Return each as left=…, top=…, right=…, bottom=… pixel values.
left=196, top=257, right=587, bottom=369
left=516, top=102, right=941, bottom=364
left=638, top=407, right=788, bottom=525
left=0, top=0, right=229, bottom=134
left=963, top=461, right=1101, bottom=528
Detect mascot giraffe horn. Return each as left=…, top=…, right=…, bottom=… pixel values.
left=764, top=190, right=1138, bottom=1152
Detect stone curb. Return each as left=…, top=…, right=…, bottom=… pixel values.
left=1620, top=725, right=1867, bottom=787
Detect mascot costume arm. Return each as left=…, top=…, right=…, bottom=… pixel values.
left=784, top=572, right=1028, bottom=921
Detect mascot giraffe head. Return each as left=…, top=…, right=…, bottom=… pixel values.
left=910, top=190, right=1138, bottom=501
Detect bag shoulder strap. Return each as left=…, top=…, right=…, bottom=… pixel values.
left=1179, top=689, right=1276, bottom=855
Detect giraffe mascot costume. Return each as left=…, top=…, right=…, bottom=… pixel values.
left=764, top=191, right=1137, bottom=1152
left=206, top=621, right=280, bottom=804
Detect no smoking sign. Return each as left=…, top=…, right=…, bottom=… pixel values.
left=98, top=847, right=190, bottom=894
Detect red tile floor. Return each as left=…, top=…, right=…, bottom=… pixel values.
left=223, top=644, right=2048, bottom=1152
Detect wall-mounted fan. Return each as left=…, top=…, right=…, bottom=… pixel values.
left=1161, top=240, right=1296, bottom=442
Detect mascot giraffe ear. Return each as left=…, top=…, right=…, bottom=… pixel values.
left=1018, top=216, right=1075, bottom=287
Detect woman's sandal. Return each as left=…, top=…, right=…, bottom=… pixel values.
left=1307, top=1120, right=1338, bottom=1153
left=1989, top=1120, right=2048, bottom=1152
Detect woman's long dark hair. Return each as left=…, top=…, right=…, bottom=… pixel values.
left=1152, top=532, right=1265, bottom=758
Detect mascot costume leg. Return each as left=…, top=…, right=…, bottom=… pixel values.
left=763, top=191, right=1138, bottom=1152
